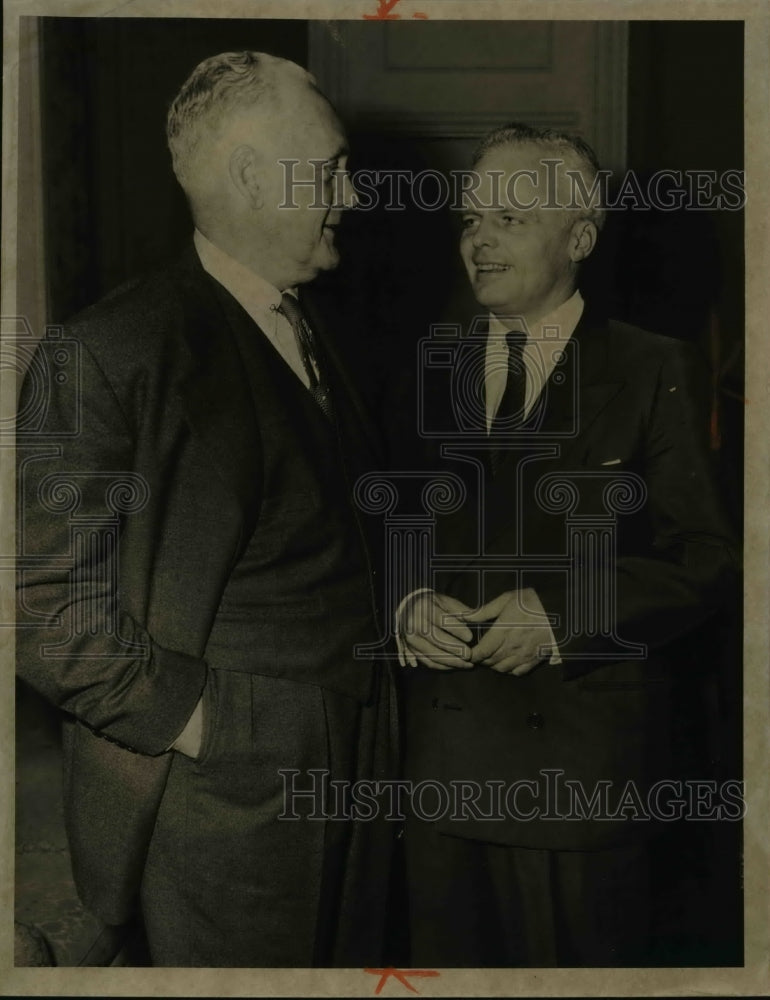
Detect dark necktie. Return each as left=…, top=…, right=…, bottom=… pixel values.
left=277, top=292, right=333, bottom=420
left=489, top=328, right=527, bottom=476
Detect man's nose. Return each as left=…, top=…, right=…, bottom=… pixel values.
left=334, top=170, right=358, bottom=209
left=472, top=216, right=497, bottom=248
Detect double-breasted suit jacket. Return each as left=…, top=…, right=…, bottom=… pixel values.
left=404, top=307, right=737, bottom=850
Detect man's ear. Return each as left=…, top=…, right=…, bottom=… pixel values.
left=229, top=145, right=262, bottom=209
left=568, top=219, right=597, bottom=263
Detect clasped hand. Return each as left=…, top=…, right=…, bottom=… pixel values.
left=401, top=588, right=555, bottom=676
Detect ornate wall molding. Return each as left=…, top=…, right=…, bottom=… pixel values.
left=593, top=21, right=629, bottom=173
left=309, top=20, right=628, bottom=172
left=348, top=110, right=581, bottom=139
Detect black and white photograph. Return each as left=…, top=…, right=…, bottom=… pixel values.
left=3, top=1, right=768, bottom=995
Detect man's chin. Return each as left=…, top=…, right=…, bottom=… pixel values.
left=316, top=237, right=341, bottom=273
left=296, top=245, right=340, bottom=285
left=472, top=283, right=510, bottom=311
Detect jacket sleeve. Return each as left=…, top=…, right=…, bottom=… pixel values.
left=16, top=334, right=207, bottom=755
left=536, top=339, right=739, bottom=677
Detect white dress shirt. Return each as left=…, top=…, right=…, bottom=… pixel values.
left=484, top=290, right=584, bottom=429
left=193, top=229, right=317, bottom=387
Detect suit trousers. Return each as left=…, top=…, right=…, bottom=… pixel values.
left=140, top=666, right=395, bottom=967
left=405, top=819, right=651, bottom=967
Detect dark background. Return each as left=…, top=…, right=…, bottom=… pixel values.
left=20, top=17, right=744, bottom=967
left=38, top=17, right=744, bottom=503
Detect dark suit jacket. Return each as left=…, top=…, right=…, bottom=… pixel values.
left=16, top=246, right=388, bottom=924
left=404, top=307, right=737, bottom=850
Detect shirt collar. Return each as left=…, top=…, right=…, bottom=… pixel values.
left=193, top=229, right=292, bottom=320
left=487, top=290, right=584, bottom=344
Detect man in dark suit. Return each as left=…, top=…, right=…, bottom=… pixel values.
left=399, top=124, right=737, bottom=966
left=16, top=51, right=395, bottom=967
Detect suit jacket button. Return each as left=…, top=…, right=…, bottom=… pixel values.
left=527, top=712, right=544, bottom=730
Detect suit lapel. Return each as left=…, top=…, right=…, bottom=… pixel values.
left=172, top=248, right=262, bottom=522
left=446, top=313, right=626, bottom=578
left=300, top=288, right=384, bottom=467
left=542, top=317, right=624, bottom=466
left=489, top=313, right=625, bottom=478
left=490, top=313, right=618, bottom=454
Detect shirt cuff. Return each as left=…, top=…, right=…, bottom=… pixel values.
left=526, top=588, right=562, bottom=665
left=547, top=632, right=563, bottom=665
left=395, top=587, right=435, bottom=667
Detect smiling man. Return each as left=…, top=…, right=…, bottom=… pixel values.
left=461, top=141, right=592, bottom=330
left=16, top=51, right=395, bottom=967
left=400, top=124, right=736, bottom=966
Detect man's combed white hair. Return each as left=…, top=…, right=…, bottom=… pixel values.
left=166, top=51, right=314, bottom=185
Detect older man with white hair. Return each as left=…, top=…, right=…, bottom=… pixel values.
left=16, top=51, right=395, bottom=967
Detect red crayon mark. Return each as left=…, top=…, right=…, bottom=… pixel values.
left=413, top=12, right=428, bottom=17
left=363, top=0, right=403, bottom=19
left=364, top=967, right=440, bottom=994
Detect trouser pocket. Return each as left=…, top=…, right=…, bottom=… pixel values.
left=193, top=669, right=253, bottom=768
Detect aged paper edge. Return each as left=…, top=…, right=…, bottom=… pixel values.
left=1, top=0, right=768, bottom=996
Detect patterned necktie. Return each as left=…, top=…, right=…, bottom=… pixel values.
left=489, top=328, right=527, bottom=476
left=277, top=292, right=333, bottom=420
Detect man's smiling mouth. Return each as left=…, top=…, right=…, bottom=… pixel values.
left=475, top=263, right=510, bottom=274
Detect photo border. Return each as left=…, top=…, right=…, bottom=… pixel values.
left=2, top=1, right=767, bottom=995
